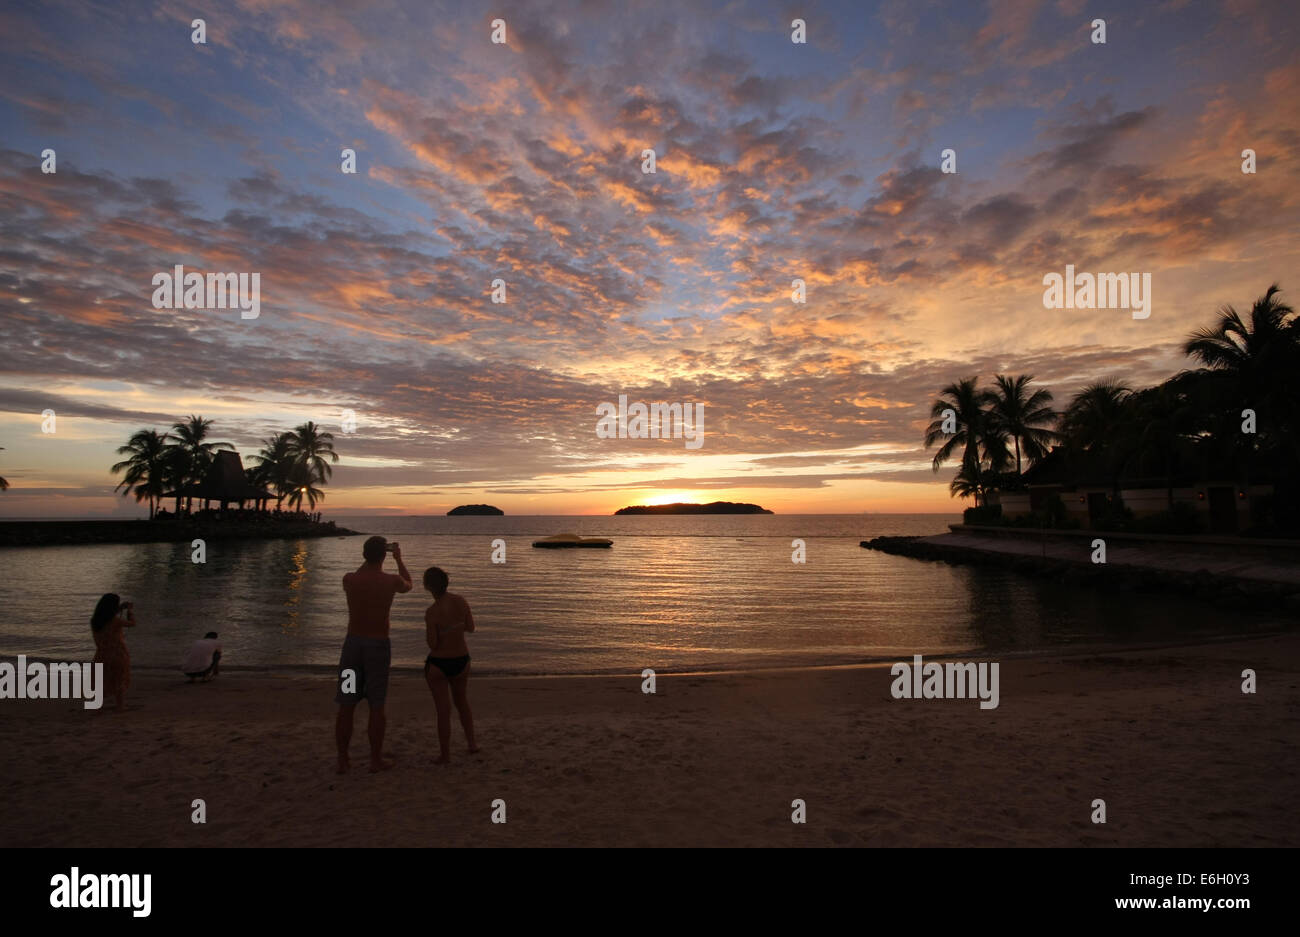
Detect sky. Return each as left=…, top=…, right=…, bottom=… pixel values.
left=0, top=0, right=1297, bottom=517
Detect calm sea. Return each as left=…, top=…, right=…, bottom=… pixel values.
left=0, top=514, right=1282, bottom=674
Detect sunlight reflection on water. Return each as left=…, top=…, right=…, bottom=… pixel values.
left=0, top=515, right=1282, bottom=673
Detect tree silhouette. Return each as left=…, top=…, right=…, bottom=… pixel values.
left=987, top=374, right=1057, bottom=476
left=111, top=429, right=170, bottom=518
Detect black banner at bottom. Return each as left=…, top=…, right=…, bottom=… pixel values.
left=10, top=847, right=1281, bottom=924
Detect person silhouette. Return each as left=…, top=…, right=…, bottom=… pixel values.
left=422, top=566, right=479, bottom=763
left=91, top=594, right=134, bottom=711
left=335, top=536, right=412, bottom=773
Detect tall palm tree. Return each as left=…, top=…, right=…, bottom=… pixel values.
left=1183, top=284, right=1297, bottom=386
left=924, top=377, right=990, bottom=474
left=111, top=429, right=170, bottom=518
left=0, top=446, right=9, bottom=491
left=248, top=432, right=297, bottom=509
left=987, top=374, right=1057, bottom=476
left=164, top=415, right=233, bottom=513
left=286, top=421, right=338, bottom=484
left=923, top=377, right=1007, bottom=505
left=1183, top=283, right=1300, bottom=468
left=285, top=461, right=325, bottom=511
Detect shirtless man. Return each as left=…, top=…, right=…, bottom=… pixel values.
left=422, top=566, right=479, bottom=763
left=336, top=535, right=412, bottom=773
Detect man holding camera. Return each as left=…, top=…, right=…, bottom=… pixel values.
left=336, top=535, right=412, bottom=773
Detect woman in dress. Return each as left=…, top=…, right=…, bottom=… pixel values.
left=422, top=567, right=479, bottom=763
left=91, top=593, right=134, bottom=711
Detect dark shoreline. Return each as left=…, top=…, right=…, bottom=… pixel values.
left=862, top=532, right=1300, bottom=613
left=6, top=631, right=1288, bottom=678
left=0, top=517, right=360, bottom=547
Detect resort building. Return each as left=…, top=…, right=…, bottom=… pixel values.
left=991, top=447, right=1277, bottom=534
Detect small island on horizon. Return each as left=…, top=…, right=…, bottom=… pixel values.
left=614, top=501, right=773, bottom=515
left=447, top=504, right=504, bottom=516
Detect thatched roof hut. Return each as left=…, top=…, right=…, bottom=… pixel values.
left=165, top=450, right=272, bottom=510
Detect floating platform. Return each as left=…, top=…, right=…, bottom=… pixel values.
left=532, top=533, right=613, bottom=549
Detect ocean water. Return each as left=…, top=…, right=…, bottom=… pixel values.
left=0, top=514, right=1283, bottom=674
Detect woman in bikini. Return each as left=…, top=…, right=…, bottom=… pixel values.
left=91, top=593, right=134, bottom=711
left=422, top=567, right=479, bottom=763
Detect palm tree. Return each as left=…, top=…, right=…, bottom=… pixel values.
left=1183, top=283, right=1300, bottom=468
left=286, top=421, right=338, bottom=483
left=285, top=461, right=325, bottom=511
left=923, top=377, right=1007, bottom=505
left=162, top=446, right=189, bottom=515
left=248, top=432, right=297, bottom=509
left=1183, top=284, right=1297, bottom=387
left=111, top=429, right=170, bottom=518
left=0, top=446, right=9, bottom=491
left=987, top=374, right=1057, bottom=476
left=164, top=415, right=233, bottom=513
left=924, top=377, right=989, bottom=474
left=949, top=462, right=992, bottom=506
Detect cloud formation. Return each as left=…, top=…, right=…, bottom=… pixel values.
left=1, top=0, right=1298, bottom=514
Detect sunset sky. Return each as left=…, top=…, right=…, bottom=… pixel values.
left=1, top=0, right=1297, bottom=517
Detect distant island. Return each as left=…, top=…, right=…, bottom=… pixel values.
left=614, top=501, right=773, bottom=515
left=447, top=504, right=504, bottom=515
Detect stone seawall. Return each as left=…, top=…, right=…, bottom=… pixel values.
left=862, top=533, right=1300, bottom=614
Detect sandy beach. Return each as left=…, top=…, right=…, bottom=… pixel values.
left=1, top=633, right=1296, bottom=848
